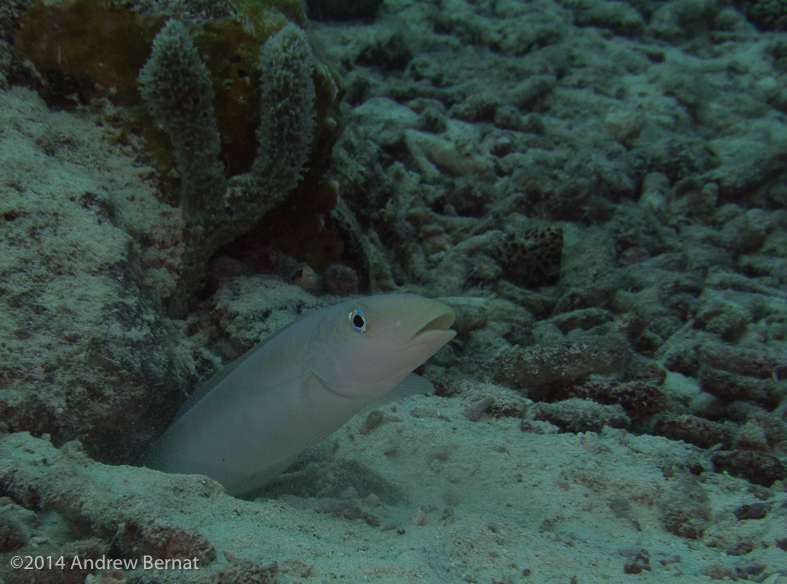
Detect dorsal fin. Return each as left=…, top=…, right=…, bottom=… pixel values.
left=174, top=315, right=312, bottom=421
left=174, top=327, right=290, bottom=422
left=173, top=343, right=258, bottom=421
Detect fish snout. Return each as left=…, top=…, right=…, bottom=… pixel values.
left=400, top=297, right=456, bottom=350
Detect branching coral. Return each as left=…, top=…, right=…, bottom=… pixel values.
left=138, top=20, right=319, bottom=316
left=138, top=18, right=226, bottom=221
left=253, top=22, right=315, bottom=191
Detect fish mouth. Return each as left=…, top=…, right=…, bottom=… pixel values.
left=406, top=302, right=456, bottom=348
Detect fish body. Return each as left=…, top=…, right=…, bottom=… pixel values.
left=150, top=294, right=455, bottom=496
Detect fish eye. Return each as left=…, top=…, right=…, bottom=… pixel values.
left=349, top=307, right=367, bottom=333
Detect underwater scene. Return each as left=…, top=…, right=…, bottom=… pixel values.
left=1, top=0, right=787, bottom=582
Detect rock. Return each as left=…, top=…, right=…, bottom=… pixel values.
left=711, top=450, right=787, bottom=487
left=324, top=263, right=360, bottom=296
left=699, top=343, right=787, bottom=379
left=0, top=433, right=218, bottom=563
left=658, top=473, right=711, bottom=539
left=530, top=398, right=631, bottom=432
left=652, top=414, right=736, bottom=449
left=489, top=334, right=631, bottom=394
left=700, top=367, right=783, bottom=410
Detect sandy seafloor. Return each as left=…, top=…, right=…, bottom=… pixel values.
left=1, top=0, right=787, bottom=582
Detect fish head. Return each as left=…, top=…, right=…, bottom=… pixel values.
left=308, top=294, right=455, bottom=399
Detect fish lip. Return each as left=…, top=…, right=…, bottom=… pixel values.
left=407, top=328, right=457, bottom=349
left=406, top=308, right=456, bottom=347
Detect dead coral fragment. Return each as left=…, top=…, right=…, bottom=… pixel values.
left=0, top=434, right=216, bottom=564
left=547, top=379, right=666, bottom=420
left=699, top=342, right=787, bottom=379
left=658, top=473, right=711, bottom=539
left=530, top=398, right=631, bottom=432
left=700, top=366, right=783, bottom=410
left=0, top=512, right=27, bottom=552
left=497, top=226, right=563, bottom=289
left=213, top=559, right=278, bottom=584
left=711, top=450, right=787, bottom=487
left=489, top=334, right=631, bottom=394
left=652, top=414, right=736, bottom=449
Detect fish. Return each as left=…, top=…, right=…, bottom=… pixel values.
left=149, top=293, right=456, bottom=496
